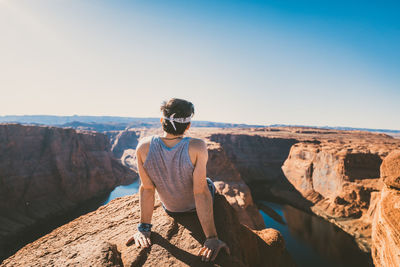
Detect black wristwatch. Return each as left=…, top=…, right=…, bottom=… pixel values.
left=138, top=223, right=152, bottom=232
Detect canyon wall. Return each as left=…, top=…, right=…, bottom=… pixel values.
left=372, top=150, right=400, bottom=267
left=0, top=123, right=137, bottom=261
left=281, top=142, right=386, bottom=251
left=1, top=193, right=295, bottom=267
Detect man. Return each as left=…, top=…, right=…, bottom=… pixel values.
left=125, top=98, right=230, bottom=262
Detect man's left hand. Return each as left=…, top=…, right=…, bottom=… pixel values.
left=197, top=237, right=230, bottom=262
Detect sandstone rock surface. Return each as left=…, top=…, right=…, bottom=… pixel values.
left=280, top=140, right=395, bottom=251
left=0, top=123, right=137, bottom=261
left=372, top=150, right=400, bottom=267
left=1, top=193, right=294, bottom=267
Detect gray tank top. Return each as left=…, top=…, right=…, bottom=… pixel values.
left=142, top=135, right=196, bottom=212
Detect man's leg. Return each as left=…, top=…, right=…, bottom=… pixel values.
left=206, top=177, right=216, bottom=201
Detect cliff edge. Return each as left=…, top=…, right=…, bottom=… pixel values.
left=1, top=193, right=294, bottom=267
left=0, top=123, right=137, bottom=261
left=372, top=150, right=400, bottom=267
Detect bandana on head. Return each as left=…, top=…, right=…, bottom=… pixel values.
left=163, top=113, right=192, bottom=131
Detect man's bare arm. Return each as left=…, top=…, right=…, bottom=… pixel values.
left=193, top=140, right=230, bottom=262
left=193, top=140, right=217, bottom=238
left=126, top=142, right=155, bottom=248
left=137, top=143, right=155, bottom=225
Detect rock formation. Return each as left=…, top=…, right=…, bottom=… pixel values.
left=280, top=141, right=393, bottom=251
left=205, top=139, right=266, bottom=230
left=1, top=193, right=295, bottom=267
left=0, top=123, right=137, bottom=261
left=372, top=150, right=400, bottom=267
left=96, top=126, right=400, bottom=252
left=109, top=129, right=141, bottom=159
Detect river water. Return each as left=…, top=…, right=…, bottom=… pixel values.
left=258, top=201, right=372, bottom=267
left=103, top=181, right=372, bottom=267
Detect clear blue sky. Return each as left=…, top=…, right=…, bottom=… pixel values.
left=1, top=0, right=399, bottom=129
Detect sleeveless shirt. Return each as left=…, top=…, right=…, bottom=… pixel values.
left=142, top=135, right=196, bottom=212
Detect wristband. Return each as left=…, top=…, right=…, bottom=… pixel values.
left=138, top=223, right=152, bottom=232
left=206, top=235, right=218, bottom=239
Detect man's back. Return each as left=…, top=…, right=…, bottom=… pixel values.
left=137, top=135, right=207, bottom=212
left=127, top=98, right=229, bottom=262
left=138, top=135, right=205, bottom=166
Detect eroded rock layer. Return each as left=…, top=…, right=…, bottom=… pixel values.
left=0, top=123, right=137, bottom=261
left=1, top=193, right=295, bottom=267
left=372, top=150, right=400, bottom=267
left=281, top=142, right=386, bottom=250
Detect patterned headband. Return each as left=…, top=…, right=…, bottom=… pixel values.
left=163, top=113, right=192, bottom=131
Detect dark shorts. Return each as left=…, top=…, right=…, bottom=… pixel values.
left=163, top=177, right=216, bottom=216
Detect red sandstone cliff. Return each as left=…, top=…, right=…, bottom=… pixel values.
left=372, top=150, right=400, bottom=267
left=1, top=193, right=295, bottom=267
left=281, top=142, right=387, bottom=250
left=0, top=123, right=137, bottom=261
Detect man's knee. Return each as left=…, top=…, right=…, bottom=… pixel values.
left=206, top=177, right=216, bottom=200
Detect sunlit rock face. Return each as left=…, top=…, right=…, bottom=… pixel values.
left=0, top=123, right=137, bottom=261
left=109, top=129, right=141, bottom=159
left=282, top=143, right=383, bottom=216
left=280, top=139, right=399, bottom=252
left=372, top=150, right=400, bottom=267
left=1, top=193, right=295, bottom=267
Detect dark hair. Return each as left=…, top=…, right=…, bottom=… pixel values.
left=160, top=98, right=194, bottom=135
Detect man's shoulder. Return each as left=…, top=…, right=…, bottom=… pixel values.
left=137, top=135, right=153, bottom=152
left=189, top=137, right=207, bottom=151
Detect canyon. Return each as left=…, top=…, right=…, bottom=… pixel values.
left=0, top=123, right=137, bottom=261
left=108, top=126, right=400, bottom=260
left=1, top=123, right=400, bottom=266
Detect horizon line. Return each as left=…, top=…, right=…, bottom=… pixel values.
left=1, top=114, right=399, bottom=132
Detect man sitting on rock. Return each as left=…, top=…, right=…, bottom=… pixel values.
left=126, top=98, right=230, bottom=262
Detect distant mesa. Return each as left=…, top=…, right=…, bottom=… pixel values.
left=1, top=115, right=399, bottom=137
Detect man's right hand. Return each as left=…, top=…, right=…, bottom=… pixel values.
left=125, top=231, right=151, bottom=248
left=197, top=237, right=230, bottom=262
